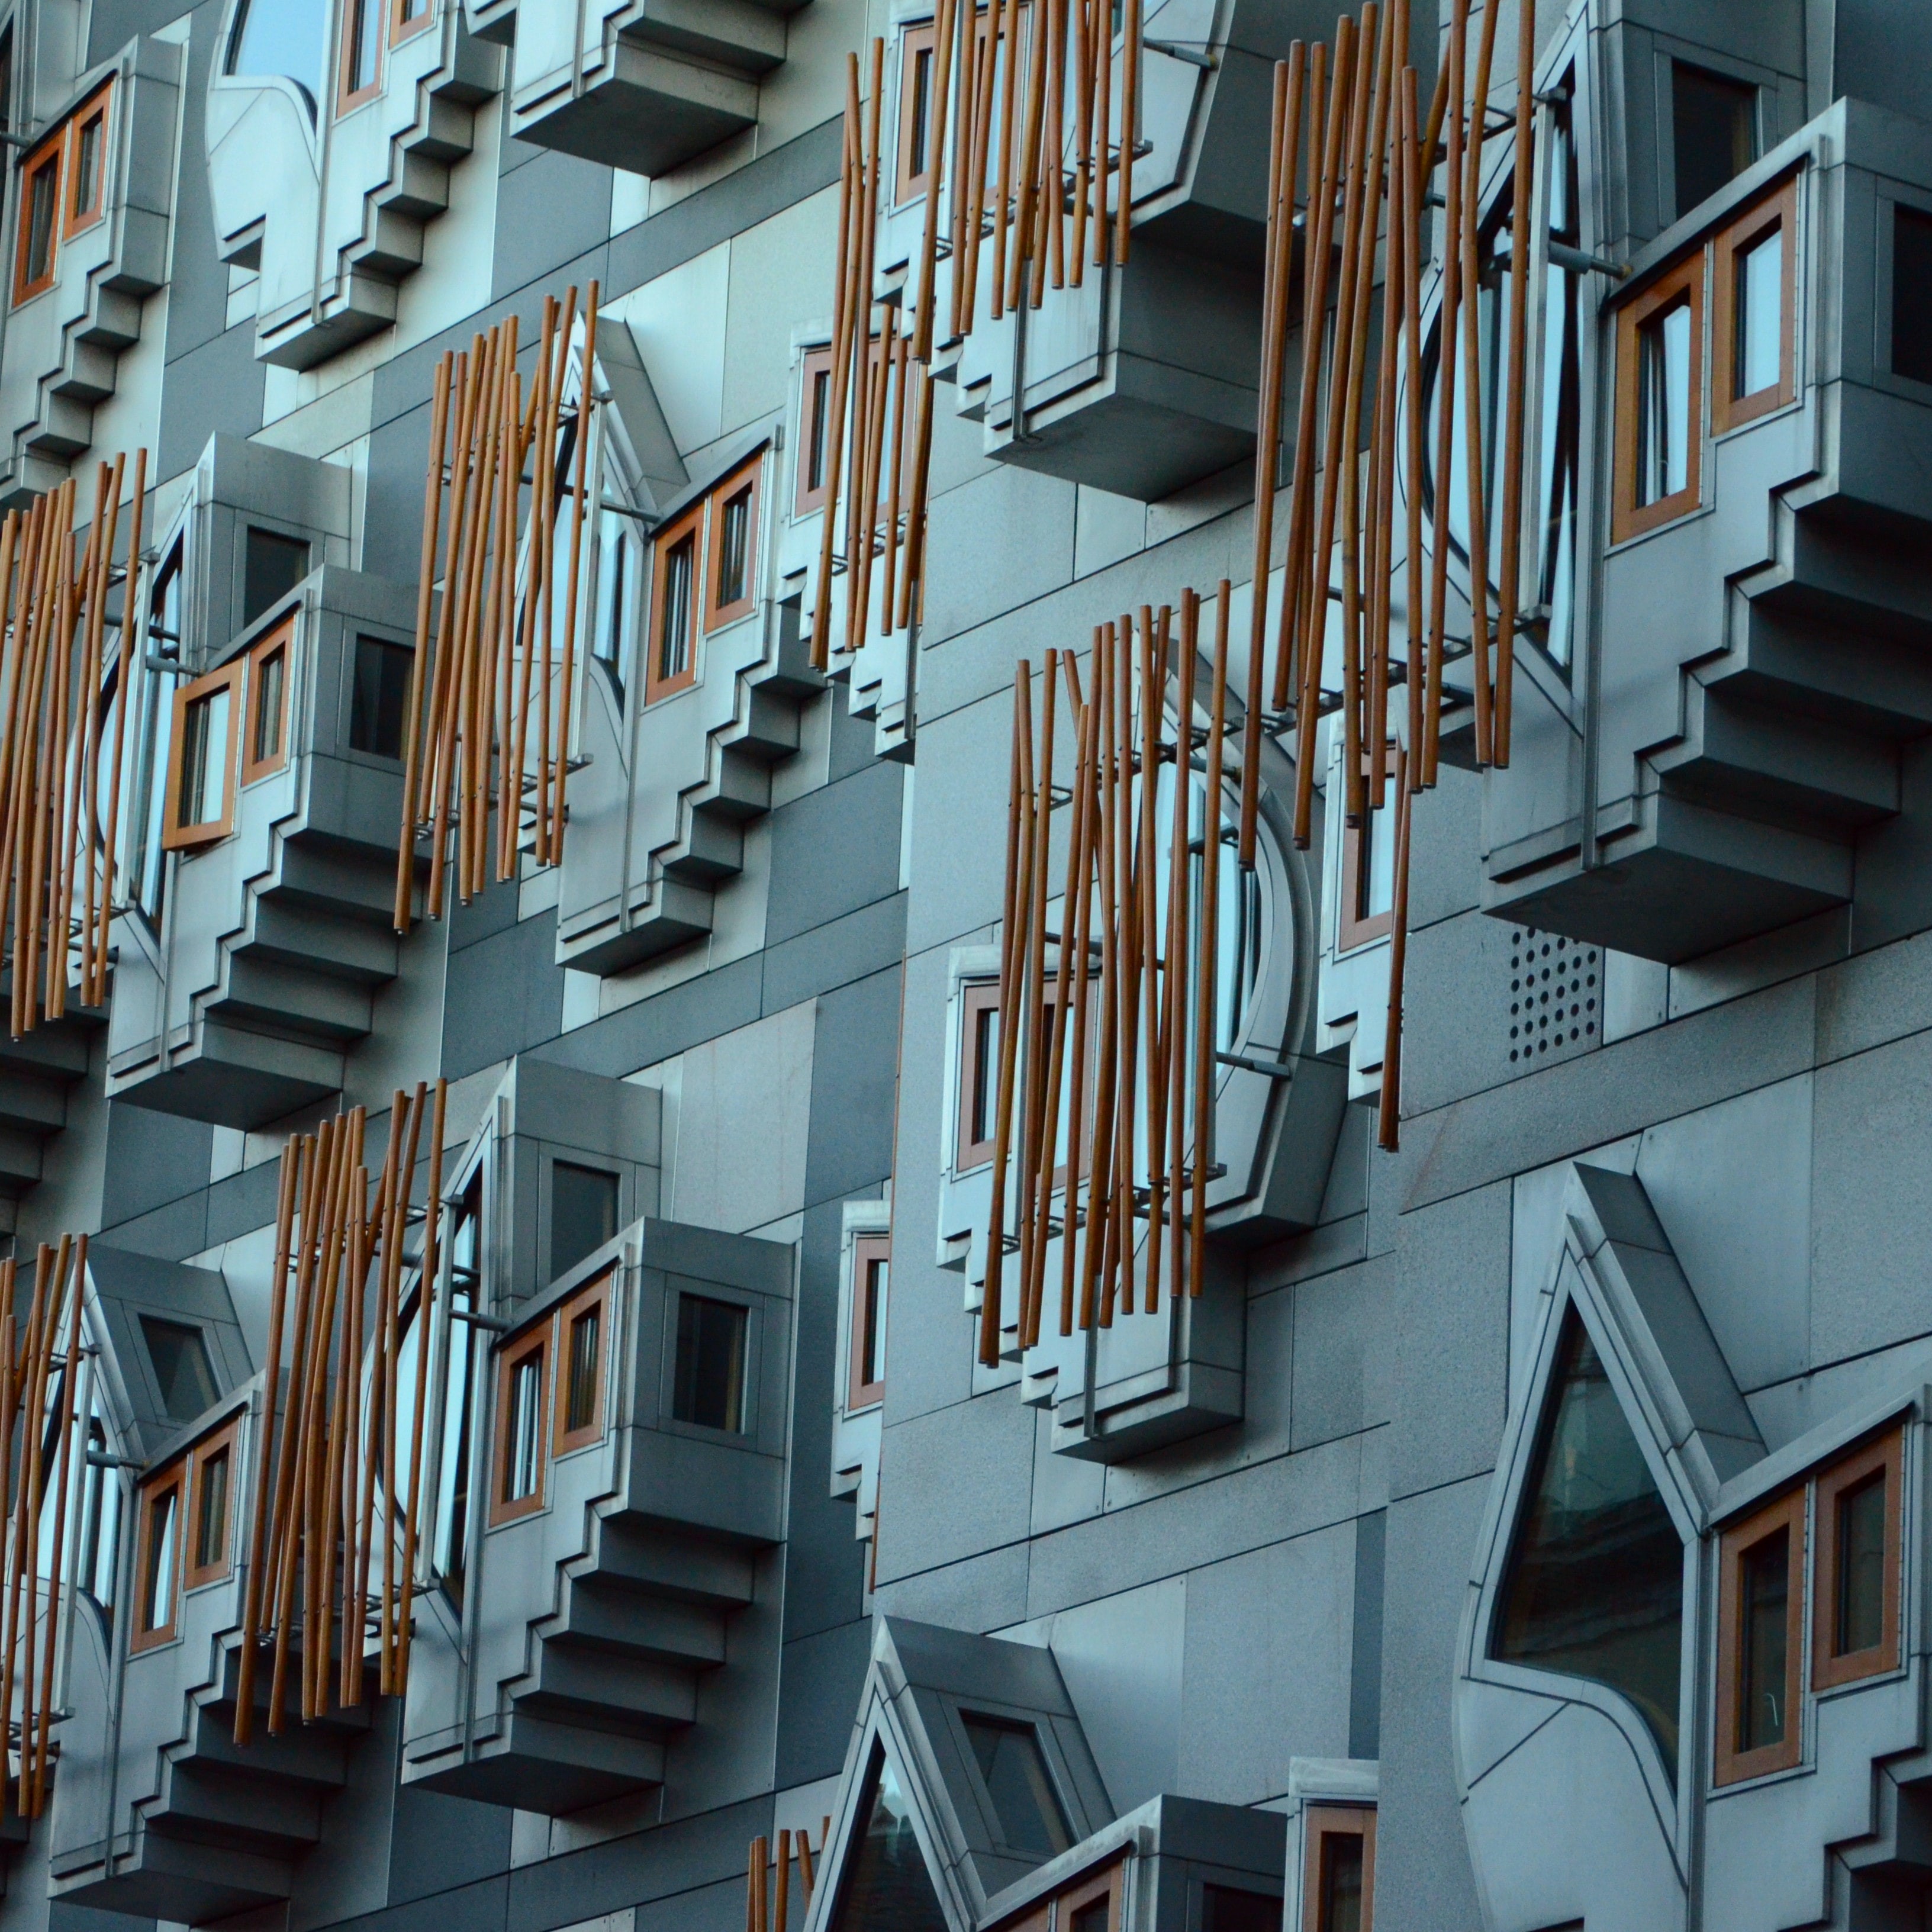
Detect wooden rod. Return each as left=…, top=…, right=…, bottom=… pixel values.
left=1165, top=592, right=1197, bottom=1304
left=397, top=355, right=453, bottom=932
left=1115, top=0, right=1141, bottom=263
left=1402, top=69, right=1425, bottom=786
left=1461, top=0, right=1502, bottom=767
left=812, top=76, right=864, bottom=671
left=1189, top=587, right=1231, bottom=1293
left=1052, top=642, right=1102, bottom=1339
left=1494, top=0, right=1537, bottom=768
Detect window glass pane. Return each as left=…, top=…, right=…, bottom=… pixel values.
left=1537, top=88, right=1581, bottom=671
left=142, top=1489, right=175, bottom=1631
left=961, top=1713, right=1071, bottom=1857
left=1638, top=301, right=1692, bottom=506
left=252, top=648, right=285, bottom=765
left=350, top=635, right=413, bottom=758
left=565, top=1304, right=602, bottom=1435
left=1737, top=1526, right=1789, bottom=1752
left=228, top=0, right=329, bottom=120
left=73, top=116, right=101, bottom=217
left=593, top=507, right=630, bottom=698
left=861, top=1255, right=888, bottom=1389
left=828, top=1750, right=949, bottom=1932
left=715, top=488, right=752, bottom=610
left=25, top=159, right=56, bottom=283
left=181, top=687, right=231, bottom=828
left=660, top=533, right=694, bottom=681
left=141, top=1316, right=218, bottom=1421
left=909, top=46, right=932, bottom=178
left=81, top=1412, right=121, bottom=1607
left=809, top=369, right=831, bottom=492
left=1736, top=228, right=1782, bottom=398
left=1673, top=63, right=1755, bottom=220
left=133, top=551, right=180, bottom=917
left=504, top=1351, right=543, bottom=1501
left=1492, top=1310, right=1684, bottom=1772
left=244, top=527, right=310, bottom=627
left=195, top=1448, right=229, bottom=1570
left=550, top=1161, right=618, bottom=1283
left=970, top=1001, right=997, bottom=1147
left=1202, top=1883, right=1281, bottom=1932
left=1836, top=1472, right=1888, bottom=1656
left=346, top=0, right=381, bottom=94
left=433, top=1189, right=478, bottom=1602
left=673, top=1294, right=746, bottom=1432
left=1318, top=1837, right=1364, bottom=1932
left=1893, top=205, right=1932, bottom=387
left=1361, top=775, right=1395, bottom=922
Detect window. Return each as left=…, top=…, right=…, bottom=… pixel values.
left=1338, top=766, right=1396, bottom=952
left=131, top=1465, right=183, bottom=1651
left=349, top=635, right=413, bottom=758
left=829, top=1747, right=949, bottom=1932
left=706, top=462, right=760, bottom=630
left=897, top=22, right=937, bottom=201
left=956, top=981, right=1001, bottom=1170
left=672, top=1293, right=747, bottom=1433
left=131, top=540, right=183, bottom=919
left=961, top=1714, right=1071, bottom=1858
left=391, top=0, right=435, bottom=43
left=1492, top=1310, right=1684, bottom=1772
left=1056, top=1863, right=1125, bottom=1932
left=1300, top=1807, right=1374, bottom=1932
left=648, top=507, right=700, bottom=703
left=1715, top=1487, right=1804, bottom=1783
left=1205, top=1883, right=1282, bottom=1932
left=554, top=1273, right=612, bottom=1454
left=164, top=661, right=243, bottom=849
left=64, top=88, right=109, bottom=239
left=591, top=505, right=637, bottom=701
left=79, top=1412, right=123, bottom=1608
left=228, top=0, right=330, bottom=119
left=491, top=1325, right=548, bottom=1524
left=243, top=620, right=292, bottom=784
left=433, top=1175, right=481, bottom=1601
left=549, top=1160, right=619, bottom=1284
left=141, top=1315, right=218, bottom=1421
left=1892, top=205, right=1932, bottom=387
left=1534, top=78, right=1582, bottom=670
left=1672, top=62, right=1756, bottom=222
left=848, top=1234, right=889, bottom=1411
left=0, top=25, right=13, bottom=140
left=243, top=526, right=310, bottom=627
left=338, top=0, right=384, bottom=110
left=797, top=347, right=835, bottom=514
left=1713, top=180, right=1797, bottom=433
left=14, top=135, right=60, bottom=303
left=186, top=1420, right=238, bottom=1588
left=1613, top=253, right=1704, bottom=543
left=1813, top=1427, right=1902, bottom=1692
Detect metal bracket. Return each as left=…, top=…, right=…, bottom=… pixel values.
left=1144, top=37, right=1215, bottom=69
left=1216, top=1049, right=1298, bottom=1081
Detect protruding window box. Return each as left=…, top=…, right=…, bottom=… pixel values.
left=1483, top=102, right=1932, bottom=964
left=400, top=1216, right=794, bottom=1815
left=105, top=564, right=421, bottom=1127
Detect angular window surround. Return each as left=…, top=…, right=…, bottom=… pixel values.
left=62, top=84, right=111, bottom=240
left=553, top=1270, right=613, bottom=1455
left=896, top=19, right=938, bottom=203
left=1714, top=1486, right=1805, bottom=1786
left=832, top=1199, right=890, bottom=1547
left=647, top=503, right=702, bottom=704
left=955, top=979, right=1002, bottom=1171
left=705, top=457, right=762, bottom=631
left=1711, top=175, right=1798, bottom=434
left=1337, top=760, right=1398, bottom=955
left=797, top=344, right=836, bottom=514
left=337, top=0, right=387, bottom=113
left=241, top=616, right=293, bottom=784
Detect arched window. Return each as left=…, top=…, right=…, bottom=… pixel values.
left=226, top=0, right=329, bottom=121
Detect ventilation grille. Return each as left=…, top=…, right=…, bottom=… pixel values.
left=1509, top=929, right=1599, bottom=1065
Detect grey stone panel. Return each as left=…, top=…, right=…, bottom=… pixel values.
left=534, top=955, right=764, bottom=1080
left=95, top=1190, right=210, bottom=1261
left=324, top=1875, right=510, bottom=1932
left=157, top=324, right=269, bottom=485
left=1350, top=1508, right=1386, bottom=1762
left=801, top=967, right=901, bottom=1212
left=875, top=1395, right=1036, bottom=1588
left=772, top=1617, right=874, bottom=1792
left=872, top=1540, right=1033, bottom=1634
left=764, top=764, right=903, bottom=948
left=384, top=1780, right=511, bottom=1910
left=154, top=0, right=231, bottom=368
left=203, top=1149, right=289, bottom=1247
left=490, top=150, right=615, bottom=305
left=904, top=687, right=1017, bottom=959
left=759, top=893, right=907, bottom=1018
left=920, top=465, right=1078, bottom=656
left=99, top=1102, right=212, bottom=1228
left=442, top=908, right=565, bottom=1082
left=1287, top=1254, right=1393, bottom=1453
left=828, top=678, right=887, bottom=783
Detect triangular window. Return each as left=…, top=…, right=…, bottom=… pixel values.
left=830, top=1744, right=951, bottom=1932
left=1492, top=1309, right=1685, bottom=1773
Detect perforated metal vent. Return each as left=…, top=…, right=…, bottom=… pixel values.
left=1509, top=929, right=1599, bottom=1064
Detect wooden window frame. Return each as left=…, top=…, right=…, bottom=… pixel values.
left=1812, top=1425, right=1904, bottom=1692
left=796, top=346, right=835, bottom=515
left=1337, top=759, right=1400, bottom=953
left=131, top=1461, right=185, bottom=1652
left=847, top=1233, right=890, bottom=1412
left=1054, top=1857, right=1123, bottom=1932
left=242, top=615, right=294, bottom=786
left=1714, top=1486, right=1806, bottom=1786
left=390, top=0, right=436, bottom=47
left=490, top=1320, right=552, bottom=1525
left=1712, top=176, right=1798, bottom=435
left=337, top=0, right=386, bottom=114
left=646, top=501, right=703, bottom=705
left=163, top=659, right=244, bottom=851
left=552, top=1271, right=614, bottom=1457
left=62, top=84, right=111, bottom=242
left=956, top=980, right=1002, bottom=1171
left=185, top=1416, right=240, bottom=1590
left=1612, top=250, right=1706, bottom=545
left=704, top=456, right=762, bottom=632
left=12, top=131, right=62, bottom=305
left=896, top=20, right=938, bottom=202
left=1301, top=1804, right=1376, bottom=1932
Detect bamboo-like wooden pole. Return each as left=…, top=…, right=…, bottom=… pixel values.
left=536, top=292, right=577, bottom=862
left=1401, top=69, right=1426, bottom=787
left=1461, top=0, right=1502, bottom=768
left=395, top=1076, right=446, bottom=1692
left=552, top=284, right=599, bottom=865
left=882, top=333, right=909, bottom=631
left=1007, top=0, right=1054, bottom=314
left=1115, top=0, right=1141, bottom=264
left=1165, top=592, right=1197, bottom=1303
left=915, top=0, right=958, bottom=359
left=397, top=355, right=453, bottom=933
left=990, top=0, right=1024, bottom=315
left=1494, top=0, right=1537, bottom=768
left=812, top=80, right=864, bottom=672
left=1189, top=588, right=1231, bottom=1293
left=1089, top=0, right=1110, bottom=268
left=1077, top=624, right=1123, bottom=1332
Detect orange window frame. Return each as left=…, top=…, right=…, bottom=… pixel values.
left=163, top=660, right=244, bottom=850
left=337, top=0, right=386, bottom=113
left=1712, top=176, right=1798, bottom=434
left=1714, top=1486, right=1806, bottom=1785
left=62, top=85, right=111, bottom=241
left=796, top=346, right=835, bottom=516
left=1054, top=1858, right=1123, bottom=1932
left=490, top=1321, right=551, bottom=1525
left=12, top=133, right=62, bottom=305
left=1301, top=1804, right=1376, bottom=1932
left=131, top=1461, right=185, bottom=1652
left=553, top=1271, right=614, bottom=1456
left=647, top=501, right=703, bottom=704
left=389, top=0, right=436, bottom=46
left=704, top=458, right=762, bottom=632
left=847, top=1233, right=890, bottom=1411
left=1338, top=757, right=1402, bottom=953
left=185, top=1416, right=240, bottom=1589
left=1812, top=1425, right=1904, bottom=1692
left=897, top=21, right=938, bottom=202
left=956, top=980, right=1002, bottom=1170
left=242, top=616, right=294, bottom=786
left=1612, top=250, right=1706, bottom=545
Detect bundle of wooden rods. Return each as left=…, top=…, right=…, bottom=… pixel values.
left=232, top=1079, right=447, bottom=1741
left=0, top=1234, right=89, bottom=1815
left=745, top=1822, right=827, bottom=1932
left=394, top=285, right=601, bottom=932
left=976, top=584, right=1234, bottom=1367
left=808, top=0, right=1147, bottom=671
left=0, top=452, right=150, bottom=1033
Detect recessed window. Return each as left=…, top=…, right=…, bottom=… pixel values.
left=897, top=24, right=937, bottom=199
left=673, top=1293, right=747, bottom=1433
left=501, top=1345, right=545, bottom=1506
left=243, top=526, right=310, bottom=627
left=1814, top=1426, right=1902, bottom=1692
left=132, top=1468, right=183, bottom=1650
left=1614, top=254, right=1705, bottom=543
left=1892, top=205, right=1932, bottom=387
left=591, top=506, right=636, bottom=700
left=250, top=644, right=285, bottom=769
left=1734, top=229, right=1781, bottom=397
left=961, top=1713, right=1071, bottom=1858
left=1492, top=1310, right=1684, bottom=1771
left=956, top=981, right=1002, bottom=1170
left=141, top=1315, right=218, bottom=1422
left=1205, top=1882, right=1283, bottom=1932
left=848, top=1234, right=889, bottom=1411
left=1713, top=182, right=1797, bottom=433
left=339, top=0, right=384, bottom=106
left=349, top=634, right=413, bottom=758
left=14, top=137, right=60, bottom=302
left=66, top=94, right=108, bottom=236
left=649, top=512, right=699, bottom=703
left=1834, top=1475, right=1885, bottom=1654
left=555, top=1279, right=608, bottom=1451
left=549, top=1160, right=619, bottom=1283
left=166, top=664, right=241, bottom=848
left=832, top=1748, right=949, bottom=1932
left=434, top=1176, right=481, bottom=1596
left=705, top=461, right=761, bottom=631
left=188, top=1427, right=237, bottom=1588
left=1638, top=299, right=1693, bottom=505
left=1339, top=765, right=1396, bottom=952
left=1738, top=1527, right=1790, bottom=1751
left=797, top=349, right=834, bottom=514
left=1716, top=1487, right=1804, bottom=1783
left=1672, top=62, right=1756, bottom=221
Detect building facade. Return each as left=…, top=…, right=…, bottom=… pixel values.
left=0, top=1, right=1918, bottom=1930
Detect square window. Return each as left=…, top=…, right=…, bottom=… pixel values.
left=1812, top=1425, right=1903, bottom=1691
left=549, top=1160, right=619, bottom=1284
left=956, top=981, right=1002, bottom=1171
left=491, top=1324, right=549, bottom=1524
left=673, top=1293, right=747, bottom=1433
left=1892, top=204, right=1932, bottom=388
left=848, top=1233, right=890, bottom=1410
left=1715, top=1486, right=1805, bottom=1784
left=349, top=634, right=413, bottom=759
left=1672, top=62, right=1756, bottom=221
left=141, top=1314, right=218, bottom=1421
left=1300, top=1806, right=1375, bottom=1932
left=243, top=526, right=310, bottom=627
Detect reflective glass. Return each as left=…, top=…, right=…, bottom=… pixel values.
left=1737, top=228, right=1782, bottom=398
left=550, top=1160, right=618, bottom=1283
left=1638, top=302, right=1692, bottom=505
left=961, top=1713, right=1070, bottom=1857
left=565, top=1305, right=601, bottom=1434
left=24, top=157, right=56, bottom=284
left=859, top=1255, right=887, bottom=1390
left=1837, top=1473, right=1887, bottom=1657
left=227, top=0, right=330, bottom=120
left=252, top=647, right=285, bottom=765
left=1737, top=1527, right=1789, bottom=1751
left=141, top=1489, right=175, bottom=1631
left=659, top=534, right=694, bottom=681
left=1319, top=1836, right=1364, bottom=1932
left=829, top=1750, right=949, bottom=1932
left=350, top=636, right=413, bottom=758
left=504, top=1352, right=543, bottom=1501
left=674, top=1295, right=746, bottom=1432
left=141, top=1315, right=217, bottom=1421
left=194, top=1447, right=229, bottom=1569
left=1673, top=63, right=1755, bottom=220
left=1892, top=206, right=1932, bottom=387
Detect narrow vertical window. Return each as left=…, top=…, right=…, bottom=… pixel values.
left=1672, top=62, right=1756, bottom=221
left=349, top=635, right=413, bottom=758
left=506, top=1354, right=543, bottom=1499
left=673, top=1294, right=747, bottom=1433
left=14, top=139, right=61, bottom=302
left=1892, top=204, right=1932, bottom=387
left=649, top=507, right=701, bottom=701
left=1614, top=255, right=1704, bottom=543
left=1734, top=230, right=1782, bottom=398
left=243, top=526, right=310, bottom=626
left=797, top=350, right=835, bottom=513
left=1714, top=182, right=1796, bottom=433
left=1738, top=1528, right=1790, bottom=1751
left=340, top=0, right=382, bottom=106
left=187, top=1426, right=239, bottom=1588
left=549, top=1160, right=618, bottom=1283
left=492, top=1326, right=549, bottom=1522
left=565, top=1305, right=601, bottom=1434
left=1300, top=1807, right=1375, bottom=1932
left=67, top=101, right=105, bottom=232
left=955, top=981, right=1002, bottom=1170
left=705, top=461, right=761, bottom=630
left=252, top=646, right=285, bottom=768
left=809, top=369, right=831, bottom=491
left=897, top=25, right=938, bottom=198
left=1715, top=1486, right=1804, bottom=1783
left=433, top=1177, right=480, bottom=1598
left=167, top=666, right=240, bottom=848
left=848, top=1234, right=890, bottom=1409
left=1814, top=1427, right=1902, bottom=1690
left=133, top=1469, right=183, bottom=1650
left=1638, top=301, right=1692, bottom=505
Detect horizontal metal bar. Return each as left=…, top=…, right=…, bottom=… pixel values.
left=1216, top=1049, right=1297, bottom=1081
